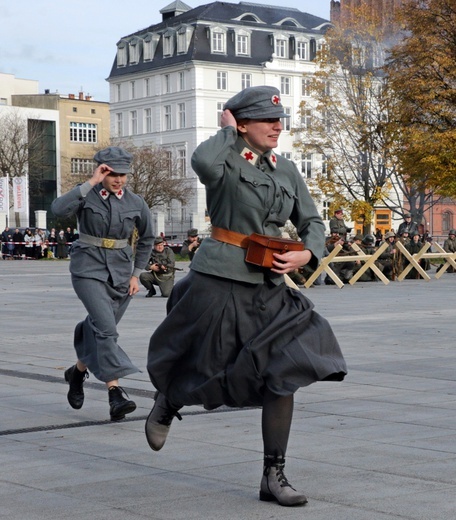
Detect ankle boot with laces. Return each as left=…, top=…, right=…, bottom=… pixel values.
left=259, top=455, right=308, bottom=507
left=64, top=365, right=89, bottom=409
left=145, top=391, right=182, bottom=451
left=108, top=386, right=136, bottom=421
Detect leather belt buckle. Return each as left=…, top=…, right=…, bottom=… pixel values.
left=101, top=238, right=116, bottom=249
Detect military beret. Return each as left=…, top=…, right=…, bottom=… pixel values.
left=93, top=146, right=132, bottom=174
left=154, top=237, right=164, bottom=245
left=187, top=228, right=198, bottom=236
left=224, top=86, right=289, bottom=120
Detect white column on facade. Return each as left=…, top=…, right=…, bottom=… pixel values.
left=35, top=210, right=47, bottom=231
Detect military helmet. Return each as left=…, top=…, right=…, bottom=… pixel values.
left=449, top=229, right=456, bottom=235
left=362, top=234, right=375, bottom=246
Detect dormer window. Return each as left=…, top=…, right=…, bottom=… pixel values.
left=209, top=26, right=227, bottom=54
left=295, top=37, right=310, bottom=60
left=270, top=32, right=290, bottom=59
left=129, top=37, right=142, bottom=64
left=177, top=24, right=194, bottom=54
left=163, top=29, right=176, bottom=57
left=235, top=29, right=251, bottom=57
left=143, top=32, right=160, bottom=61
left=116, top=40, right=128, bottom=67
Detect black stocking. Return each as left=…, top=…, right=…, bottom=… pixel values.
left=262, top=389, right=294, bottom=458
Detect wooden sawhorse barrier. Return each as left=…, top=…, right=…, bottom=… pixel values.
left=304, top=242, right=390, bottom=288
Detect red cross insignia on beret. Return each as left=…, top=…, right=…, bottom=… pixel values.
left=271, top=95, right=280, bottom=106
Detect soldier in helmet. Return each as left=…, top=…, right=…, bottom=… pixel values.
left=378, top=231, right=397, bottom=280
left=140, top=237, right=176, bottom=297
left=443, top=229, right=456, bottom=273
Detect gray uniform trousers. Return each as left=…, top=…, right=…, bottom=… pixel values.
left=72, top=276, right=139, bottom=382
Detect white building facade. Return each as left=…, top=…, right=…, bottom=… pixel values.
left=107, top=1, right=334, bottom=239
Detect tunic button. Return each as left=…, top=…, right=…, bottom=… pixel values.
left=260, top=304, right=266, bottom=311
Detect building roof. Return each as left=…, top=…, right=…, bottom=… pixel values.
left=108, top=1, right=330, bottom=79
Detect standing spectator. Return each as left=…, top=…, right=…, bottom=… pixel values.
left=12, top=228, right=24, bottom=257
left=33, top=228, right=43, bottom=259
left=397, top=212, right=418, bottom=238
left=47, top=228, right=57, bottom=257
left=51, top=146, right=154, bottom=421
left=56, top=230, right=68, bottom=259
left=180, top=228, right=201, bottom=261
left=140, top=237, right=176, bottom=297
left=65, top=227, right=74, bottom=256
left=145, top=86, right=346, bottom=507
left=329, top=209, right=352, bottom=239
left=24, top=229, right=33, bottom=258
left=1, top=226, right=10, bottom=256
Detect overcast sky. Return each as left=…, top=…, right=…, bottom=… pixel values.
left=0, top=0, right=331, bottom=102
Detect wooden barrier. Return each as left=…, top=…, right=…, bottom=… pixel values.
left=303, top=240, right=456, bottom=289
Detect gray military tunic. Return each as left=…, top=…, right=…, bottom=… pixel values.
left=147, top=127, right=346, bottom=409
left=52, top=181, right=154, bottom=382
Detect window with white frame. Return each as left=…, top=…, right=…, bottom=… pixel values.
left=116, top=84, right=121, bottom=102
left=70, top=122, right=97, bottom=143
left=164, top=105, right=172, bottom=131
left=116, top=113, right=123, bottom=137
left=282, top=152, right=292, bottom=161
left=302, top=77, right=311, bottom=97
left=145, top=108, right=152, bottom=133
left=71, top=158, right=94, bottom=175
left=177, top=149, right=187, bottom=178
left=217, top=101, right=224, bottom=126
left=280, top=76, right=291, bottom=95
left=178, top=103, right=186, bottom=129
left=301, top=153, right=313, bottom=178
left=324, top=81, right=331, bottom=96
left=163, top=74, right=170, bottom=94
left=322, top=154, right=329, bottom=177
left=322, top=200, right=331, bottom=221
left=275, top=37, right=288, bottom=58
left=282, top=107, right=291, bottom=131
left=236, top=31, right=250, bottom=56
left=130, top=81, right=136, bottom=99
left=211, top=28, right=226, bottom=54
left=217, top=71, right=227, bottom=90
left=144, top=78, right=150, bottom=97
left=130, top=111, right=138, bottom=135
left=241, top=73, right=252, bottom=90
left=296, top=39, right=309, bottom=60
left=301, top=109, right=312, bottom=130
left=178, top=71, right=185, bottom=91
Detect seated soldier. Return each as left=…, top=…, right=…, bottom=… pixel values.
left=140, top=237, right=176, bottom=297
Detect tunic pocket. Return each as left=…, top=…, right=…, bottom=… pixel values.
left=235, top=172, right=272, bottom=210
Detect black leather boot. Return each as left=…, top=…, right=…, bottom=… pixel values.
left=108, top=386, right=136, bottom=421
left=259, top=455, right=308, bottom=507
left=145, top=392, right=182, bottom=451
left=64, top=365, right=89, bottom=409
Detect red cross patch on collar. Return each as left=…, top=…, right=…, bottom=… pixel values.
left=99, top=188, right=125, bottom=200
left=265, top=151, right=277, bottom=169
left=240, top=147, right=258, bottom=165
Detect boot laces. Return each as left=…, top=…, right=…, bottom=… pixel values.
left=155, top=394, right=182, bottom=426
left=264, top=457, right=295, bottom=490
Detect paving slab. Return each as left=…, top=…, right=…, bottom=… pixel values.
left=1, top=260, right=455, bottom=519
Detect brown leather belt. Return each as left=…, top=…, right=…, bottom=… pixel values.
left=211, top=226, right=250, bottom=249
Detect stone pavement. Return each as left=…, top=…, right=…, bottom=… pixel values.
left=1, top=259, right=456, bottom=520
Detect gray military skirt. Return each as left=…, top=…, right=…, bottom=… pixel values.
left=147, top=271, right=346, bottom=410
